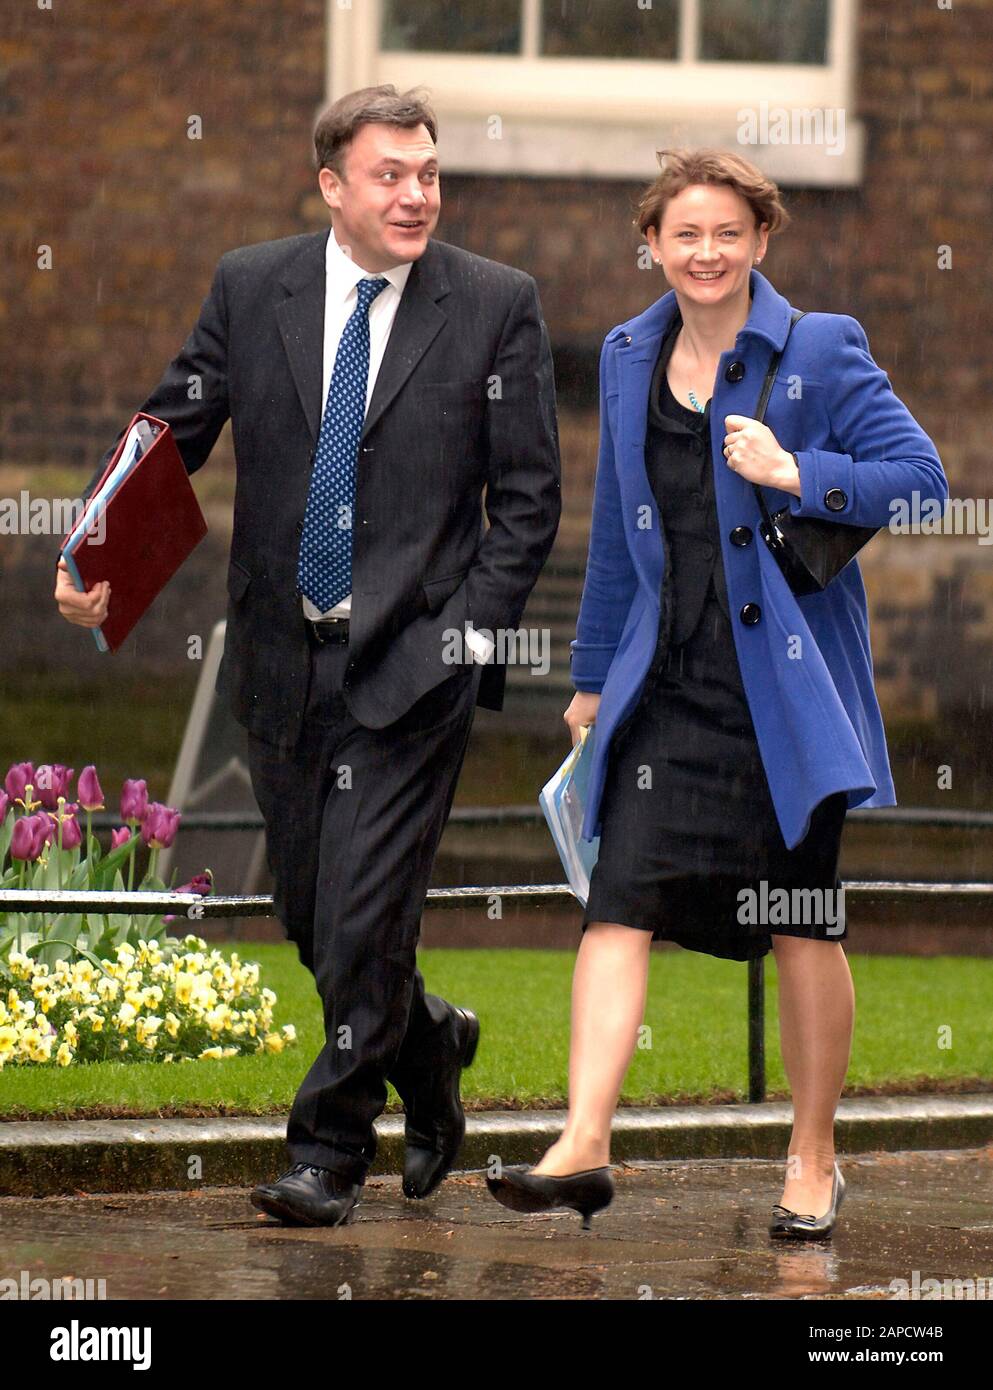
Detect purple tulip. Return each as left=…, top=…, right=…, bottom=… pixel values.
left=0, top=791, right=9, bottom=823
left=5, top=762, right=35, bottom=805
left=58, top=811, right=81, bottom=845
left=30, top=813, right=55, bottom=856
left=110, top=826, right=132, bottom=849
left=58, top=814, right=82, bottom=851
left=10, top=816, right=41, bottom=861
left=121, top=779, right=148, bottom=823
left=164, top=869, right=213, bottom=923
left=77, top=765, right=105, bottom=812
left=140, top=802, right=181, bottom=849
left=34, top=764, right=75, bottom=811
left=176, top=871, right=213, bottom=897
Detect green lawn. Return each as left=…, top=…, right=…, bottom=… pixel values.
left=1, top=946, right=990, bottom=1119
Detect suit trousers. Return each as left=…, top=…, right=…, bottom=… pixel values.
left=245, top=632, right=483, bottom=1184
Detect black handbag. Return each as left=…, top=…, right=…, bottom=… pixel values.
left=749, top=308, right=878, bottom=595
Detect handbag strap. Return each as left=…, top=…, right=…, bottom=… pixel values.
left=749, top=307, right=806, bottom=534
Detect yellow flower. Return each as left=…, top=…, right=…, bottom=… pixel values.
left=135, top=1016, right=162, bottom=1045
left=56, top=1043, right=73, bottom=1067
left=204, top=1004, right=232, bottom=1037
left=22, top=1028, right=53, bottom=1063
left=190, top=982, right=217, bottom=1011
left=115, top=1002, right=137, bottom=1032
left=263, top=1033, right=285, bottom=1054
left=8, top=952, right=32, bottom=980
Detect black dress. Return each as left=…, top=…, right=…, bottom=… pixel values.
left=582, top=317, right=848, bottom=961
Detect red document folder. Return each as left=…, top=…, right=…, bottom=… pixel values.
left=59, top=413, right=208, bottom=653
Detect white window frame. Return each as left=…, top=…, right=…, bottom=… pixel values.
left=326, top=0, right=864, bottom=184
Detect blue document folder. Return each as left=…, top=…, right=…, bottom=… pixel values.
left=539, top=724, right=600, bottom=907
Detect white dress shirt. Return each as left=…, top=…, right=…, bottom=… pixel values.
left=303, top=229, right=493, bottom=666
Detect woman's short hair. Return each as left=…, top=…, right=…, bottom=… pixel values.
left=634, top=147, right=791, bottom=240
left=314, top=85, right=438, bottom=177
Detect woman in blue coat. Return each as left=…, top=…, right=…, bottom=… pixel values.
left=488, top=149, right=947, bottom=1236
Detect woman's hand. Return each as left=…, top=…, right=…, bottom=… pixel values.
left=564, top=691, right=600, bottom=747
left=723, top=415, right=801, bottom=496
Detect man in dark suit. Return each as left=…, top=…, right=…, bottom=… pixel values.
left=55, top=85, right=561, bottom=1225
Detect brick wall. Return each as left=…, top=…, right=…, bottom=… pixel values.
left=2, top=0, right=991, bottom=727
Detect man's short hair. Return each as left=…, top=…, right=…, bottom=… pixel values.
left=314, top=85, right=438, bottom=178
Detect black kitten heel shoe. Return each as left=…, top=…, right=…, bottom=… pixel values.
left=486, top=1165, right=614, bottom=1229
left=769, top=1161, right=846, bottom=1240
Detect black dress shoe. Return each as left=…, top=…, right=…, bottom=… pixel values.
left=769, top=1161, right=846, bottom=1240
left=251, top=1163, right=362, bottom=1227
left=393, top=1005, right=480, bottom=1200
left=486, top=1165, right=614, bottom=1230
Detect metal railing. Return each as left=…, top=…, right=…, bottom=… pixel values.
left=74, top=806, right=993, bottom=831
left=3, top=878, right=991, bottom=1104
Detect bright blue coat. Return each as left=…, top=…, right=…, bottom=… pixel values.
left=570, top=269, right=947, bottom=849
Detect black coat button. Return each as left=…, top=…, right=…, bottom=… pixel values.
left=725, top=361, right=746, bottom=383
left=690, top=436, right=704, bottom=454
left=730, top=525, right=753, bottom=547
left=740, top=603, right=761, bottom=626
left=824, top=487, right=847, bottom=511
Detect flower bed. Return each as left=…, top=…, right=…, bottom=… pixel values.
left=0, top=762, right=296, bottom=1067
left=1, top=938, right=296, bottom=1067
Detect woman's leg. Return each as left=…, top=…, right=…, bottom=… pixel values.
left=532, top=922, right=654, bottom=1176
left=771, top=934, right=855, bottom=1213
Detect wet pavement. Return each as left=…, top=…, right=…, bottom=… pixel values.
left=1, top=1149, right=991, bottom=1301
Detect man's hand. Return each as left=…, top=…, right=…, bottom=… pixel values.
left=564, top=691, right=600, bottom=747
left=54, top=558, right=110, bottom=629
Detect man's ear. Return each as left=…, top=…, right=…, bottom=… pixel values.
left=319, top=166, right=343, bottom=211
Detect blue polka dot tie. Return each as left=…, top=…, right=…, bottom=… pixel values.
left=297, top=275, right=389, bottom=612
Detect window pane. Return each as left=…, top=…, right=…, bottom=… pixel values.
left=700, top=0, right=829, bottom=64
left=381, top=0, right=522, bottom=54
left=542, top=0, right=678, bottom=59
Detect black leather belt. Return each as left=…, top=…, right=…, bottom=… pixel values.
left=305, top=616, right=350, bottom=645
